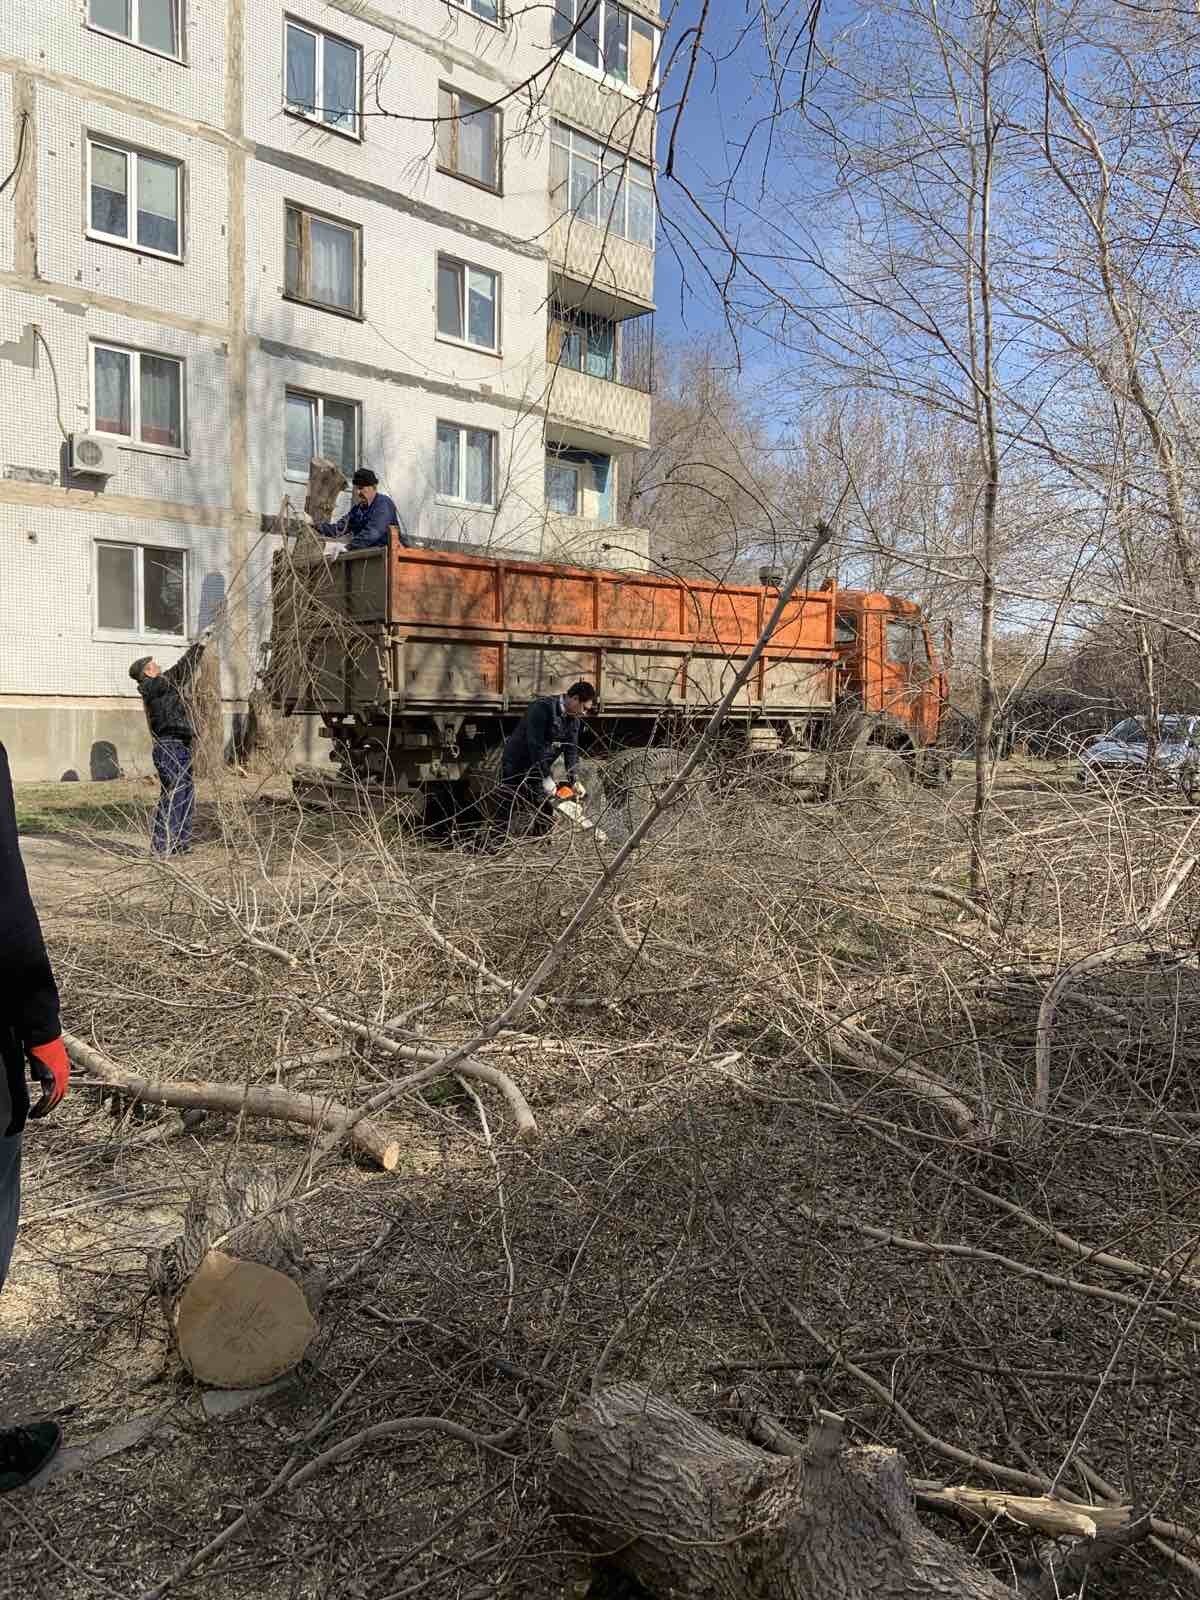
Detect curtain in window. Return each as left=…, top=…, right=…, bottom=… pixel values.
left=94, top=347, right=132, bottom=436
left=545, top=462, right=578, bottom=515
left=321, top=400, right=357, bottom=475
left=459, top=105, right=495, bottom=186
left=436, top=423, right=460, bottom=498
left=97, top=543, right=136, bottom=630
left=91, top=144, right=128, bottom=237
left=140, top=354, right=182, bottom=448
left=585, top=317, right=614, bottom=380
left=464, top=430, right=494, bottom=505
left=285, top=393, right=317, bottom=475
left=437, top=260, right=464, bottom=339
left=140, top=0, right=177, bottom=55
left=604, top=3, right=629, bottom=81
left=285, top=25, right=317, bottom=114
left=324, top=37, right=358, bottom=131
left=137, top=155, right=178, bottom=254
left=145, top=547, right=186, bottom=635
left=467, top=268, right=496, bottom=347
left=309, top=217, right=354, bottom=309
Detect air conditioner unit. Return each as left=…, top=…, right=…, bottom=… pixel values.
left=70, top=433, right=119, bottom=477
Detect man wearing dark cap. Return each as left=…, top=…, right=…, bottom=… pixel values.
left=319, top=467, right=408, bottom=551
left=0, top=739, right=70, bottom=1491
left=129, top=625, right=212, bottom=856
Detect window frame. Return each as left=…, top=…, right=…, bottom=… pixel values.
left=553, top=1, right=660, bottom=96
left=436, top=84, right=503, bottom=195
left=284, top=201, right=364, bottom=318
left=86, top=0, right=185, bottom=64
left=545, top=444, right=615, bottom=524
left=94, top=539, right=190, bottom=643
left=545, top=459, right=581, bottom=516
left=550, top=120, right=655, bottom=250
left=436, top=419, right=499, bottom=509
left=284, top=387, right=361, bottom=482
left=448, top=0, right=504, bottom=25
left=283, top=15, right=363, bottom=141
left=435, top=253, right=502, bottom=355
left=89, top=340, right=187, bottom=455
left=85, top=135, right=185, bottom=262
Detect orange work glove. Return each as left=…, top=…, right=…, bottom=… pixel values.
left=27, top=1037, right=70, bottom=1120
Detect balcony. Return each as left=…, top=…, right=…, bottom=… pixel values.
left=545, top=305, right=654, bottom=452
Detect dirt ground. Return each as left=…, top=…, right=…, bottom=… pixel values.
left=2, top=762, right=1198, bottom=1600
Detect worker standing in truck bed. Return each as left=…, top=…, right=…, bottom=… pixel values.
left=319, top=467, right=408, bottom=551
left=501, top=682, right=595, bottom=832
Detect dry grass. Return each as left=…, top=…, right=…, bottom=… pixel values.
left=3, top=760, right=1200, bottom=1598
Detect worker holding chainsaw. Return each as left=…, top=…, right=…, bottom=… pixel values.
left=0, top=741, right=70, bottom=1491
left=501, top=681, right=596, bottom=833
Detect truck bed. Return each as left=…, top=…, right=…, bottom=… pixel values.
left=272, top=539, right=837, bottom=718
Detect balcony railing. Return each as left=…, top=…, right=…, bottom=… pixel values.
left=547, top=306, right=654, bottom=395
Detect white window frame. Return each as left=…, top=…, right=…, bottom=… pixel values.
left=283, top=15, right=363, bottom=140
left=94, top=539, right=189, bottom=643
left=86, top=136, right=184, bottom=261
left=284, top=387, right=361, bottom=482
left=545, top=458, right=581, bottom=516
left=553, top=1, right=660, bottom=97
left=436, top=420, right=498, bottom=509
left=86, top=0, right=184, bottom=63
left=284, top=202, right=363, bottom=317
left=90, top=341, right=187, bottom=455
left=435, top=254, right=501, bottom=354
left=551, top=120, right=655, bottom=249
left=437, top=84, right=502, bottom=194
left=449, top=0, right=504, bottom=25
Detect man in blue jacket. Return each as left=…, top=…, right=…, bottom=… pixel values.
left=320, top=467, right=408, bottom=551
left=0, top=741, right=70, bottom=1491
left=501, top=681, right=595, bottom=832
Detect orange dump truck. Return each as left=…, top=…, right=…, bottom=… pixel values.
left=270, top=534, right=950, bottom=811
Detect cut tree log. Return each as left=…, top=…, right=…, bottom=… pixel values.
left=553, top=1385, right=1134, bottom=1599
left=149, top=1166, right=324, bottom=1388
left=63, top=1032, right=401, bottom=1171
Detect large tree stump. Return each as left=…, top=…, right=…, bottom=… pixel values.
left=553, top=1385, right=1015, bottom=1599
left=149, top=1168, right=325, bottom=1389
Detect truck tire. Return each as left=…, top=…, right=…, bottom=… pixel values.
left=600, top=747, right=709, bottom=845
left=828, top=713, right=914, bottom=801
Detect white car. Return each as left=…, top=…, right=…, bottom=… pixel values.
left=1078, top=715, right=1200, bottom=796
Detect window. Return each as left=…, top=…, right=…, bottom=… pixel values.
left=550, top=121, right=654, bottom=247
left=285, top=18, right=361, bottom=137
left=553, top=1, right=658, bottom=92
left=436, top=421, right=496, bottom=507
left=887, top=621, right=921, bottom=668
left=545, top=446, right=613, bottom=522
left=88, top=0, right=180, bottom=58
left=285, top=204, right=361, bottom=315
left=87, top=139, right=182, bottom=258
left=91, top=343, right=184, bottom=450
left=454, top=0, right=501, bottom=19
left=437, top=86, right=501, bottom=191
left=436, top=256, right=499, bottom=352
left=285, top=390, right=359, bottom=479
left=834, top=612, right=858, bottom=644
left=549, top=305, right=616, bottom=381
left=97, top=542, right=187, bottom=637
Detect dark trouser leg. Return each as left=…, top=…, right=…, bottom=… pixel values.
left=501, top=768, right=551, bottom=836
left=0, top=1071, right=19, bottom=1295
left=152, top=739, right=195, bottom=855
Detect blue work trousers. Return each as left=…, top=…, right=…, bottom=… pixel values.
left=152, top=738, right=195, bottom=855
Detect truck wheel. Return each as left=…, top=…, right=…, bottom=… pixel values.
left=600, top=747, right=708, bottom=845
left=834, top=742, right=913, bottom=800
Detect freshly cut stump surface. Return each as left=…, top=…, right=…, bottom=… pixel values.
left=174, top=1249, right=318, bottom=1388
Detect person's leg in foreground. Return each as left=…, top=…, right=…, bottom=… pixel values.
left=151, top=737, right=195, bottom=855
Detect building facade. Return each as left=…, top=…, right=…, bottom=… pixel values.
left=0, top=0, right=659, bottom=780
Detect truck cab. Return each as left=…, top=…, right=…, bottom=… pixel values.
left=829, top=587, right=949, bottom=764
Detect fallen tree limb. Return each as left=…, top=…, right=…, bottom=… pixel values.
left=63, top=1033, right=401, bottom=1171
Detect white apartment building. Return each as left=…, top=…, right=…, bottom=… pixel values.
left=0, top=0, right=659, bottom=780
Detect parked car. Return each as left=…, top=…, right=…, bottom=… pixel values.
left=1077, top=715, right=1200, bottom=795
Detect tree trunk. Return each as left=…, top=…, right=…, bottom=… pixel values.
left=149, top=1167, right=324, bottom=1389
left=553, top=1385, right=1013, bottom=1599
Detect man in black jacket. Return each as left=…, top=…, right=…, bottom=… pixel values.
left=129, top=628, right=211, bottom=856
left=501, top=681, right=596, bottom=831
left=0, top=741, right=70, bottom=1490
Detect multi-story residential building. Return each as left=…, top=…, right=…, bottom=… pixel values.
left=0, top=0, right=659, bottom=780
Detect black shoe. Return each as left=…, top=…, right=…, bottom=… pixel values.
left=0, top=1422, right=62, bottom=1492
